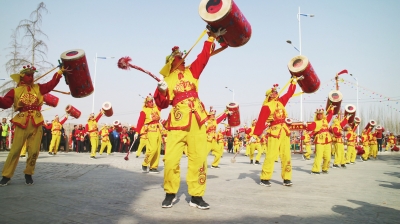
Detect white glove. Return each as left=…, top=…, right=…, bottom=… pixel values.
left=249, top=136, right=256, bottom=143
left=158, top=81, right=168, bottom=92
left=209, top=28, right=227, bottom=38
left=134, top=133, right=138, bottom=141
left=303, top=121, right=307, bottom=127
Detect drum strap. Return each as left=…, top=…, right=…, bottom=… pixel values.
left=19, top=105, right=41, bottom=112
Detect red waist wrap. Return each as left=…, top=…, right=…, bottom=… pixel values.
left=172, top=91, right=199, bottom=106
left=18, top=105, right=41, bottom=112
left=270, top=119, right=286, bottom=126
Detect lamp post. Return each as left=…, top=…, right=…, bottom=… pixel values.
left=286, top=7, right=314, bottom=122
left=350, top=74, right=359, bottom=135
left=225, top=86, right=234, bottom=102
left=93, top=53, right=115, bottom=113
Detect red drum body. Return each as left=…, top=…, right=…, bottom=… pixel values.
left=102, top=101, right=113, bottom=117
left=199, top=0, right=251, bottom=47
left=356, top=145, right=365, bottom=155
left=326, top=90, right=343, bottom=115
left=65, top=105, right=81, bottom=119
left=364, top=120, right=376, bottom=130
left=60, top=49, right=94, bottom=98
left=288, top=55, right=320, bottom=93
left=113, top=120, right=122, bottom=132
left=344, top=104, right=356, bottom=124
left=43, top=93, right=59, bottom=107
left=226, top=102, right=240, bottom=127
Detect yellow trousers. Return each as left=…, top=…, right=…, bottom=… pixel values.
left=245, top=144, right=250, bottom=156
left=346, top=145, right=357, bottom=163
left=255, top=143, right=264, bottom=162
left=333, top=142, right=345, bottom=165
left=163, top=116, right=207, bottom=196
left=90, top=136, right=99, bottom=157
left=362, top=144, right=370, bottom=160
left=331, top=142, right=336, bottom=155
left=2, top=121, right=43, bottom=178
left=142, top=131, right=161, bottom=169
left=233, top=144, right=240, bottom=153
left=311, top=143, right=331, bottom=173
left=20, top=142, right=27, bottom=156
left=99, top=140, right=112, bottom=155
left=135, top=138, right=147, bottom=157
left=370, top=144, right=378, bottom=158
left=211, top=142, right=223, bottom=167
left=261, top=134, right=291, bottom=181
left=303, top=143, right=311, bottom=159
left=49, top=134, right=61, bottom=154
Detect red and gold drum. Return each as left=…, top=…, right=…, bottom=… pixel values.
left=288, top=55, right=320, bottom=93
left=60, top=49, right=94, bottom=98
left=43, top=93, right=59, bottom=107
left=113, top=120, right=122, bottom=132
left=226, top=102, right=240, bottom=127
left=65, top=104, right=81, bottom=119
left=326, top=90, right=343, bottom=115
left=199, top=0, right=251, bottom=47
left=102, top=101, right=113, bottom=117
left=344, top=104, right=356, bottom=124
left=364, top=120, right=376, bottom=130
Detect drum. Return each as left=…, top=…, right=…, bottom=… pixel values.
left=344, top=104, right=356, bottom=124
left=285, top=118, right=293, bottom=125
left=356, top=145, right=365, bottom=155
left=102, top=101, right=113, bottom=117
left=375, top=125, right=383, bottom=130
left=60, top=49, right=94, bottom=98
left=199, top=0, right=251, bottom=47
left=364, top=120, right=376, bottom=130
left=226, top=102, right=240, bottom=127
left=43, top=93, right=59, bottom=107
left=287, top=55, right=320, bottom=93
left=326, top=90, right=343, bottom=115
left=113, top=120, right=122, bottom=132
left=65, top=104, right=81, bottom=119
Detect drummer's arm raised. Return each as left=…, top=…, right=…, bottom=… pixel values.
left=279, top=83, right=296, bottom=106
left=190, top=38, right=215, bottom=79
left=39, top=72, right=62, bottom=95
left=216, top=111, right=228, bottom=124
left=254, top=106, right=271, bottom=136
left=0, top=89, right=15, bottom=109
left=135, top=111, right=146, bottom=134
left=326, top=107, right=335, bottom=123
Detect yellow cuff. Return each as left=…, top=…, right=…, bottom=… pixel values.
left=57, top=70, right=63, bottom=75
left=207, top=36, right=215, bottom=42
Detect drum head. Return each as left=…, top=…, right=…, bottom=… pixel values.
left=345, top=104, right=356, bottom=113
left=226, top=102, right=238, bottom=108
left=65, top=104, right=71, bottom=112
left=102, top=101, right=112, bottom=110
left=285, top=118, right=292, bottom=124
left=113, top=120, right=120, bottom=126
left=287, top=55, right=309, bottom=73
left=328, top=90, right=343, bottom=103
left=199, top=0, right=232, bottom=22
left=354, top=116, right=361, bottom=123
left=60, top=49, right=85, bottom=60
left=369, top=120, right=376, bottom=126
left=375, top=125, right=382, bottom=130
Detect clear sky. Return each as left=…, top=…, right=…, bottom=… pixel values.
left=1, top=0, right=399, bottom=131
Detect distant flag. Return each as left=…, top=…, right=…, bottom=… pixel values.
left=337, top=69, right=348, bottom=75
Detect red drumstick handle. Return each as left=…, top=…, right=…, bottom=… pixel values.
left=128, top=64, right=160, bottom=82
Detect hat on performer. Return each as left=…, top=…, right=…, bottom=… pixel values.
left=144, top=93, right=154, bottom=103
left=265, top=84, right=279, bottom=98
left=10, top=64, right=38, bottom=83
left=159, top=46, right=185, bottom=77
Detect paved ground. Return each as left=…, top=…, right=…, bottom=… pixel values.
left=0, top=149, right=399, bottom=224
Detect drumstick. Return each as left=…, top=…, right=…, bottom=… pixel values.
left=52, top=89, right=71, bottom=95
left=34, top=66, right=59, bottom=82
left=117, top=57, right=161, bottom=82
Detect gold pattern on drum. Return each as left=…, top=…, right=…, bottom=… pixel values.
left=19, top=93, right=38, bottom=106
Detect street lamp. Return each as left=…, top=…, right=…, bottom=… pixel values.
left=350, top=74, right=359, bottom=135
left=93, top=53, right=115, bottom=112
left=225, top=86, right=234, bottom=102
left=286, top=7, right=314, bottom=122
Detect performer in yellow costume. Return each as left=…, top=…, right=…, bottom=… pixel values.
left=301, top=130, right=312, bottom=160
left=345, top=124, right=358, bottom=164
left=245, top=119, right=262, bottom=165
left=85, top=111, right=104, bottom=159
left=0, top=64, right=64, bottom=186
left=360, top=128, right=371, bottom=161
left=205, top=108, right=228, bottom=169
left=254, top=81, right=297, bottom=187
left=305, top=106, right=335, bottom=174
left=47, top=114, right=68, bottom=155
left=369, top=130, right=378, bottom=159
left=211, top=128, right=225, bottom=168
left=233, top=134, right=240, bottom=154
left=99, top=124, right=112, bottom=155
left=255, top=133, right=267, bottom=164
left=134, top=94, right=162, bottom=173
left=331, top=116, right=350, bottom=168
left=387, top=133, right=396, bottom=150
left=154, top=28, right=226, bottom=209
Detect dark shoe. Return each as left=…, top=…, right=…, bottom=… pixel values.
left=250, top=160, right=253, bottom=164
left=136, top=156, right=139, bottom=158
left=48, top=152, right=53, bottom=155
left=142, top=165, right=148, bottom=173
left=333, top=164, right=340, bottom=168
left=0, top=177, right=11, bottom=186
left=254, top=161, right=260, bottom=165
left=322, top=170, right=329, bottom=174
left=20, top=155, right=26, bottom=158
left=189, top=196, right=210, bottom=210
left=90, top=156, right=96, bottom=159
left=260, top=179, right=271, bottom=187
left=25, top=174, right=34, bottom=185
left=283, top=180, right=293, bottom=186
left=211, top=166, right=220, bottom=169
left=161, top=193, right=176, bottom=208
left=311, top=171, right=320, bottom=175
left=341, top=164, right=347, bottom=168
left=149, top=168, right=159, bottom=174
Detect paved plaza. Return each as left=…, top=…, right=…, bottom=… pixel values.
left=0, top=150, right=399, bottom=224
